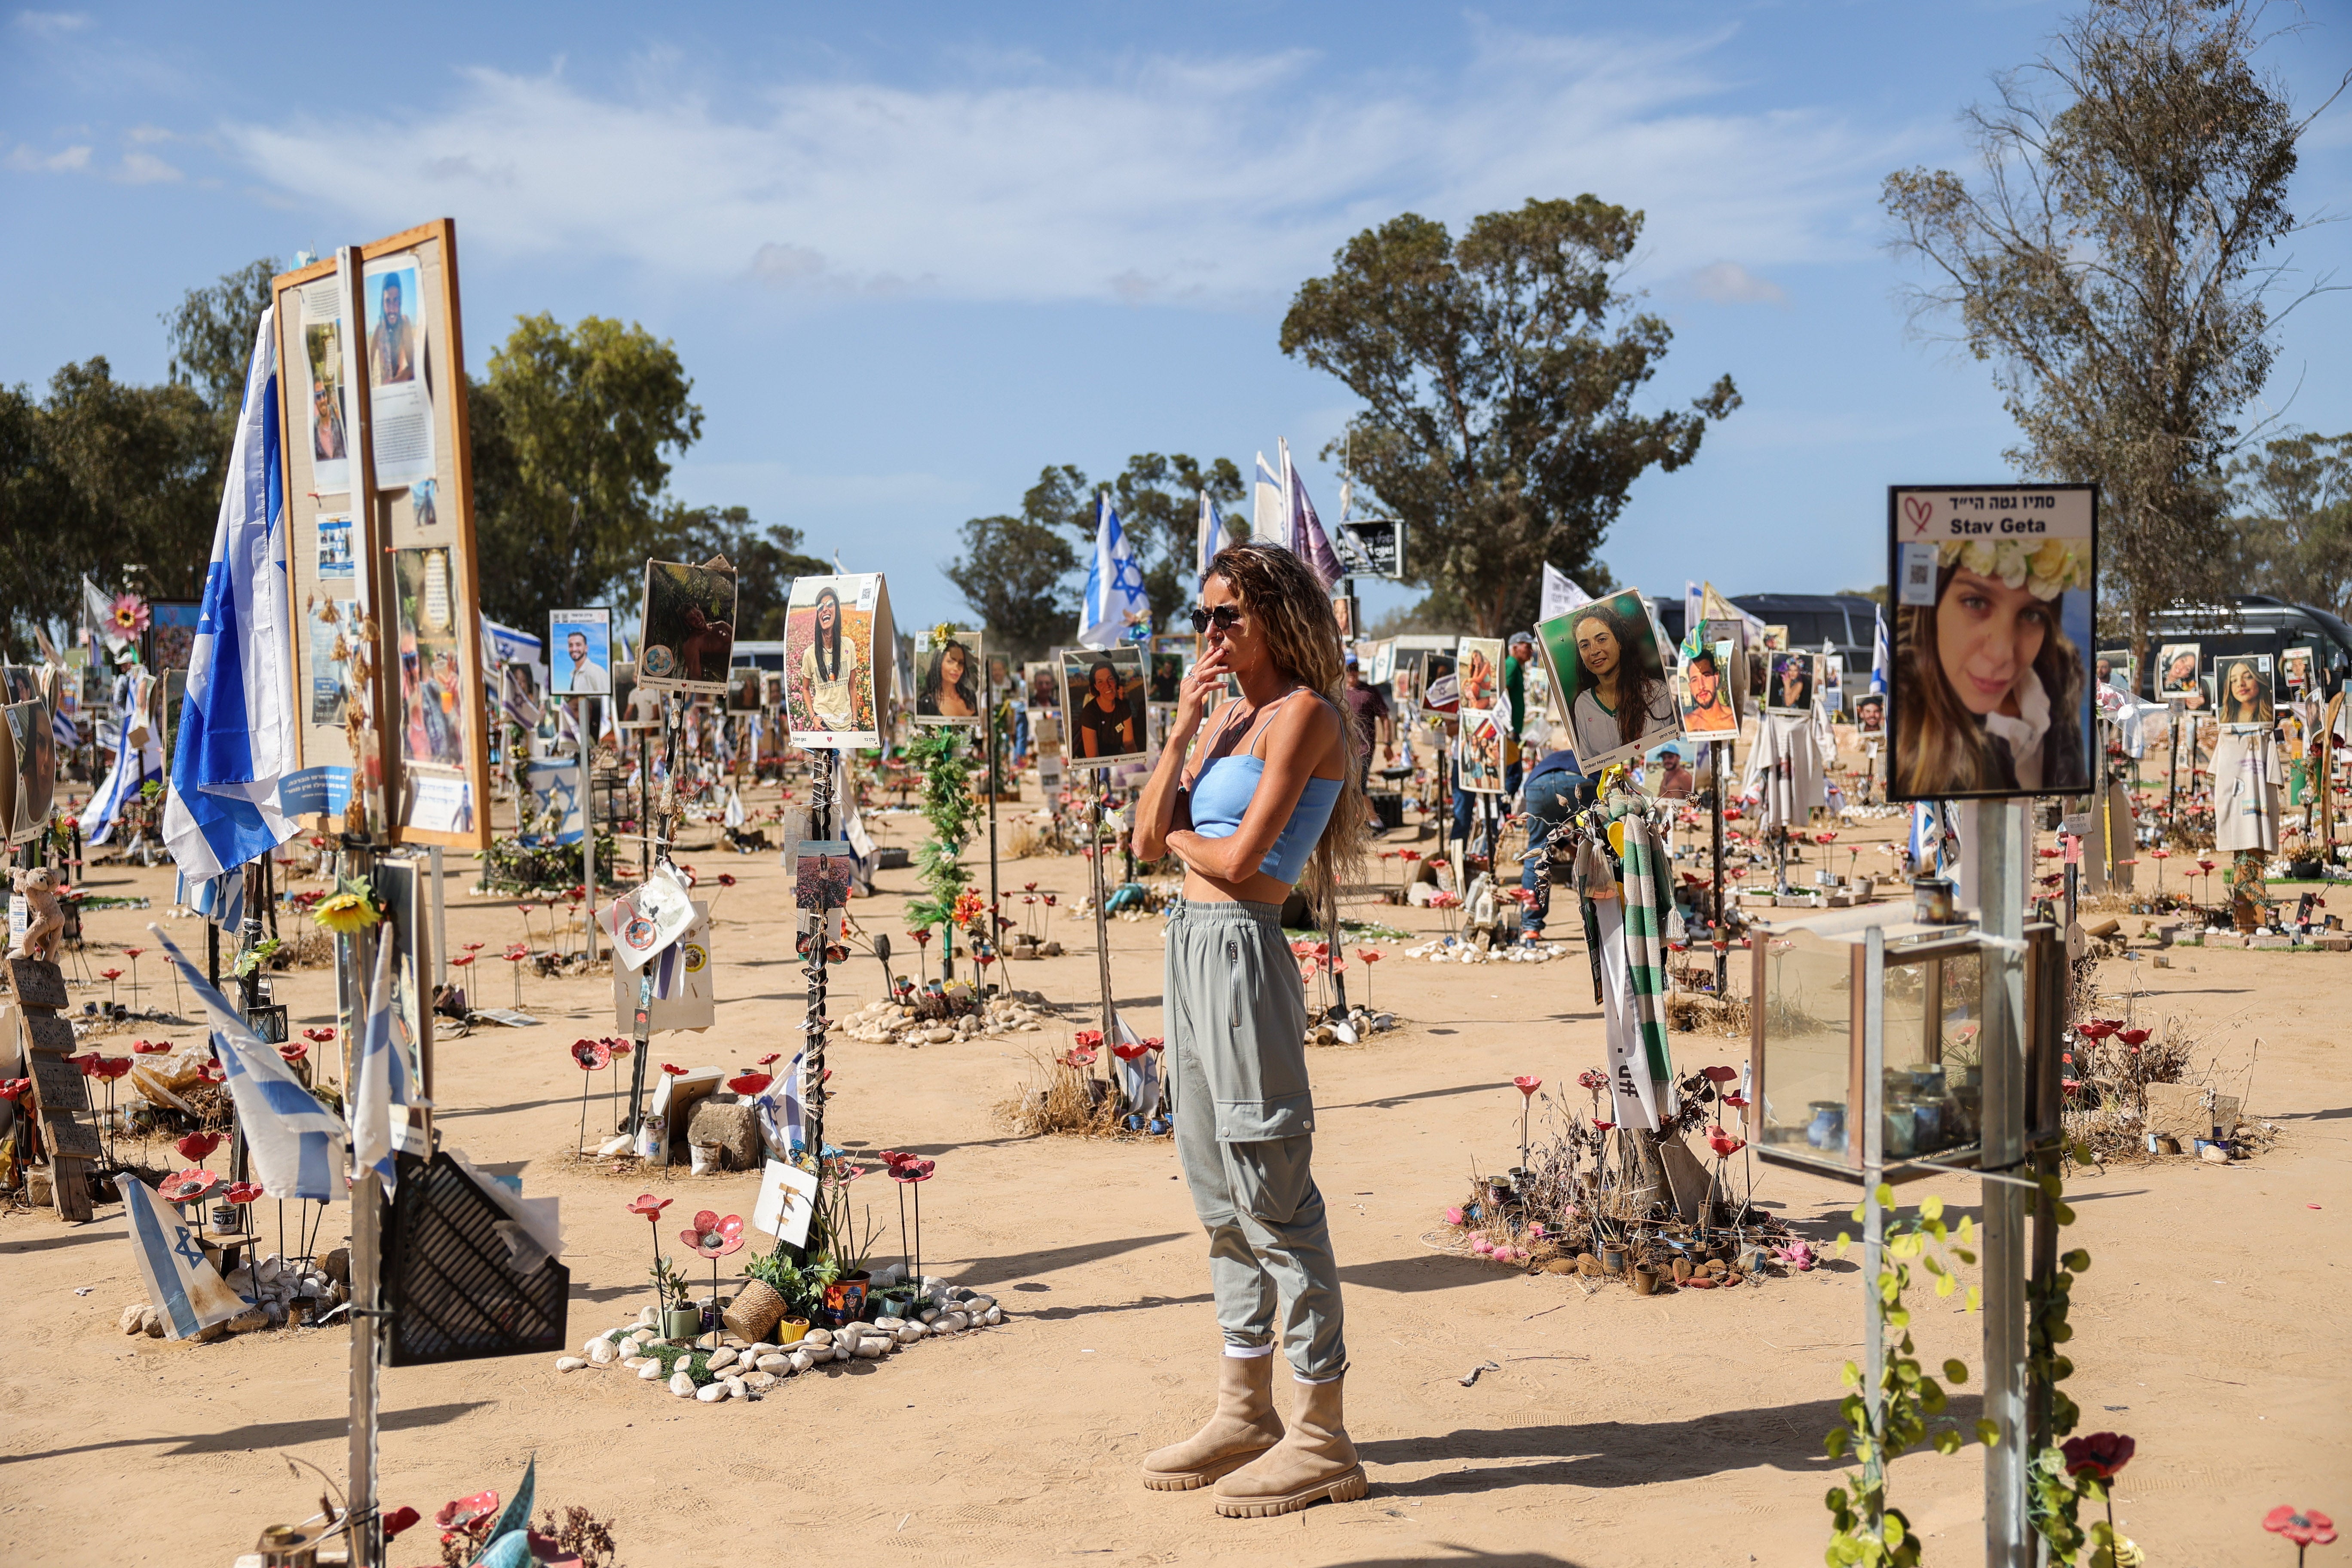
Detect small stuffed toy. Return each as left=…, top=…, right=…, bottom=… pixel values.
left=9, top=867, right=66, bottom=962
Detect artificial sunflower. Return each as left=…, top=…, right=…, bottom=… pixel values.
left=313, top=888, right=383, bottom=934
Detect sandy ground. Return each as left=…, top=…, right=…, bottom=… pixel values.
left=2, top=780, right=2346, bottom=1568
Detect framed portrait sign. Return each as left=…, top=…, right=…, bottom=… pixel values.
left=912, top=627, right=985, bottom=726
left=2281, top=645, right=2317, bottom=698
left=637, top=560, right=739, bottom=694
left=724, top=664, right=766, bottom=715
left=1059, top=646, right=1147, bottom=766
left=2213, top=652, right=2275, bottom=730
left=1535, top=590, right=1681, bottom=770
left=273, top=219, right=491, bottom=849
left=2094, top=648, right=2135, bottom=696
left=549, top=608, right=612, bottom=699
left=1887, top=482, right=2096, bottom=802
left=782, top=574, right=891, bottom=748
left=1678, top=641, right=1739, bottom=736
left=1023, top=660, right=1062, bottom=712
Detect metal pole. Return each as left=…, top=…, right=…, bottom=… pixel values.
left=1711, top=743, right=1727, bottom=997
left=1978, top=798, right=2032, bottom=1567
left=803, top=755, right=836, bottom=1162
left=427, top=846, right=447, bottom=992
left=1861, top=924, right=1886, bottom=1525
left=343, top=836, right=383, bottom=1568
left=986, top=666, right=1000, bottom=971
left=1093, top=771, right=1114, bottom=1047
left=578, top=698, right=597, bottom=962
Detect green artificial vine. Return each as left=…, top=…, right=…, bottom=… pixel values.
left=1822, top=1190, right=1994, bottom=1566
left=901, top=727, right=978, bottom=940
left=2027, top=1158, right=2106, bottom=1564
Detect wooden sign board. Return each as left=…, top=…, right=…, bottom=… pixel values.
left=272, top=219, right=491, bottom=848
left=43, top=1116, right=101, bottom=1161
left=4, top=956, right=67, bottom=1011
left=28, top=1052, right=88, bottom=1112
left=22, top=1010, right=76, bottom=1055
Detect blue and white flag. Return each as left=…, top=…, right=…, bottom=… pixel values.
left=116, top=1173, right=249, bottom=1339
left=87, top=672, right=165, bottom=846
left=162, top=308, right=299, bottom=883
left=1280, top=439, right=1343, bottom=590
left=175, top=866, right=246, bottom=931
left=352, top=931, right=426, bottom=1194
left=151, top=925, right=344, bottom=1200
left=754, top=1044, right=808, bottom=1157
left=1871, top=604, right=1890, bottom=695
left=1079, top=491, right=1150, bottom=649
left=1197, top=490, right=1239, bottom=581
left=50, top=705, right=77, bottom=749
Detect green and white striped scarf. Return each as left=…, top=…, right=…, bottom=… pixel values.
left=1611, top=801, right=1678, bottom=1123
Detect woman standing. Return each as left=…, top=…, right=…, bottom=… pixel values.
left=1130, top=543, right=1369, bottom=1518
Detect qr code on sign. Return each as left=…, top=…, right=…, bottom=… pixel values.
left=1898, top=543, right=1941, bottom=606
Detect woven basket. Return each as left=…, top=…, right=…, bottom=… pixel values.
left=721, top=1278, right=789, bottom=1343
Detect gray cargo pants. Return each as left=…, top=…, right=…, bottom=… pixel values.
left=1164, top=897, right=1347, bottom=1380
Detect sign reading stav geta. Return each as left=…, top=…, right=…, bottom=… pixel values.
left=1887, top=484, right=2097, bottom=802
left=271, top=219, right=493, bottom=849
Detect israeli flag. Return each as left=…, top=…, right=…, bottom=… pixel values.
left=1197, top=490, right=1238, bottom=581
left=352, top=931, right=426, bottom=1194
left=86, top=674, right=165, bottom=846
left=116, top=1173, right=250, bottom=1339
left=1079, top=491, right=1150, bottom=649
left=754, top=1044, right=808, bottom=1157
left=151, top=925, right=345, bottom=1200
left=175, top=866, right=246, bottom=931
left=162, top=307, right=299, bottom=883
left=1871, top=604, right=1891, bottom=695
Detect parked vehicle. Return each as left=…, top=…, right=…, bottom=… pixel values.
left=2135, top=595, right=2352, bottom=701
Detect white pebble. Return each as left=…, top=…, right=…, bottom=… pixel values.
left=669, top=1369, right=697, bottom=1398
left=638, top=1360, right=665, bottom=1381
left=707, top=1347, right=738, bottom=1372
left=555, top=1356, right=588, bottom=1372
left=587, top=1339, right=618, bottom=1365
left=695, top=1381, right=729, bottom=1403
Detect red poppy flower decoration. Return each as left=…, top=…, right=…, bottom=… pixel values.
left=1592, top=1119, right=1617, bottom=1131
left=134, top=1038, right=171, bottom=1054
left=436, top=1491, right=500, bottom=1541
left=891, top=1158, right=937, bottom=1184
left=627, top=1193, right=671, bottom=1222
left=176, top=1131, right=222, bottom=1164
left=0, top=1078, right=27, bottom=1102
left=1073, top=1029, right=1104, bottom=1050
left=571, top=1039, right=612, bottom=1071
left=660, top=1063, right=687, bottom=1078
left=1112, top=1039, right=1150, bottom=1062
left=278, top=1042, right=309, bottom=1064
left=2060, top=1431, right=2135, bottom=1480
left=757, top=1052, right=781, bottom=1067
left=1702, top=1065, right=1739, bottom=1084
left=159, top=1168, right=220, bottom=1204
left=1513, top=1075, right=1542, bottom=1096
left=2265, top=1507, right=2336, bottom=1548
left=225, top=1180, right=265, bottom=1204
left=381, top=1506, right=420, bottom=1541
left=680, top=1211, right=745, bottom=1258
left=1578, top=1069, right=1608, bottom=1091
left=303, top=1026, right=337, bottom=1044
left=727, top=1072, right=772, bottom=1096
left=1706, top=1125, right=1746, bottom=1159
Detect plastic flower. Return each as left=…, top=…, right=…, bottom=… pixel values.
left=0, top=1079, right=27, bottom=1102
left=627, top=1194, right=672, bottom=1222
left=1469, top=1235, right=1493, bottom=1255
left=1073, top=1029, right=1104, bottom=1050
left=436, top=1492, right=499, bottom=1543
left=1513, top=1075, right=1541, bottom=1096
left=175, top=1131, right=222, bottom=1164
left=100, top=968, right=122, bottom=984
left=2265, top=1507, right=2336, bottom=1549
left=1062, top=1046, right=1097, bottom=1068
left=758, top=1052, right=782, bottom=1067
left=313, top=890, right=381, bottom=934
left=1592, top=1119, right=1617, bottom=1132
left=1706, top=1125, right=1746, bottom=1158
left=1578, top=1069, right=1608, bottom=1091
left=381, top=1507, right=420, bottom=1541
left=1444, top=1206, right=1465, bottom=1225
left=1722, top=1093, right=1751, bottom=1110
left=1357, top=948, right=1381, bottom=965
left=660, top=1063, right=687, bottom=1077
left=2061, top=1432, right=2136, bottom=1480
left=567, top=1039, right=608, bottom=1071
left=278, top=1042, right=309, bottom=1064
left=302, top=1026, right=337, bottom=1044
left=727, top=1072, right=773, bottom=1096
left=1774, top=1240, right=1817, bottom=1271
left=891, top=1158, right=937, bottom=1183
left=134, top=1039, right=171, bottom=1054
left=225, top=1181, right=265, bottom=1204
left=159, top=1169, right=220, bottom=1204
left=1702, top=1065, right=1739, bottom=1084
left=109, top=592, right=150, bottom=635
left=680, top=1211, right=745, bottom=1258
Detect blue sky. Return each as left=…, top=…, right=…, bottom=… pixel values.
left=8, top=1, right=2352, bottom=632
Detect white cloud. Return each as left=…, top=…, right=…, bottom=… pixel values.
left=1686, top=260, right=1789, bottom=306
left=5, top=142, right=91, bottom=172
left=113, top=149, right=181, bottom=183
left=13, top=10, right=91, bottom=37
left=221, top=25, right=1929, bottom=307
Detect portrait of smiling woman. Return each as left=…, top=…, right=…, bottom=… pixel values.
left=1537, top=589, right=1678, bottom=769
left=1894, top=537, right=2092, bottom=798
left=2214, top=654, right=2274, bottom=728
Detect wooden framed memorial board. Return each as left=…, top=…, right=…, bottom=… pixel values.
left=271, top=219, right=492, bottom=848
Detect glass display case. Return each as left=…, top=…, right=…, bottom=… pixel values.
left=1748, top=913, right=2058, bottom=1183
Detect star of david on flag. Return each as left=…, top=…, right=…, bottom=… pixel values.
left=1080, top=490, right=1151, bottom=649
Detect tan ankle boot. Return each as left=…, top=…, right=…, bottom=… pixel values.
left=1212, top=1373, right=1367, bottom=1517
left=1141, top=1353, right=1286, bottom=1490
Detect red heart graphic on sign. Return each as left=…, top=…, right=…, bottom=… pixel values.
left=1902, top=496, right=1935, bottom=536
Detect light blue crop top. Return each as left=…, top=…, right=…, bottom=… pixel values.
left=1188, top=756, right=1344, bottom=884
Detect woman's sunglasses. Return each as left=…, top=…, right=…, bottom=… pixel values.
left=1188, top=605, right=1243, bottom=634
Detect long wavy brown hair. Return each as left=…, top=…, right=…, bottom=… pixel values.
left=1206, top=542, right=1368, bottom=912
left=1894, top=565, right=2087, bottom=796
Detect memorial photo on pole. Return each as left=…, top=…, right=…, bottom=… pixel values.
left=725, top=664, right=765, bottom=715
left=2156, top=642, right=2202, bottom=705
left=1678, top=641, right=1739, bottom=735
left=1888, top=483, right=2095, bottom=801
left=1457, top=637, right=1503, bottom=712
left=637, top=560, right=738, bottom=693
left=1418, top=648, right=1458, bottom=716
left=1455, top=708, right=1505, bottom=794
left=2214, top=652, right=2275, bottom=729
left=913, top=627, right=984, bottom=725
left=783, top=573, right=889, bottom=748
left=1023, top=660, right=1062, bottom=712
left=2095, top=648, right=2135, bottom=695
left=1767, top=653, right=1816, bottom=714
left=548, top=608, right=611, bottom=698
left=1536, top=588, right=1678, bottom=770
left=1059, top=646, right=1146, bottom=765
